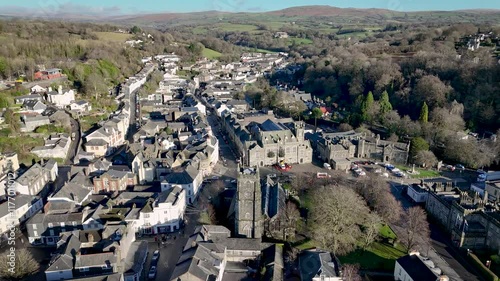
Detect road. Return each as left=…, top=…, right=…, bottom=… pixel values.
left=65, top=115, right=81, bottom=165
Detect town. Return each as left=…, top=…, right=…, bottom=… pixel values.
left=0, top=4, right=500, bottom=281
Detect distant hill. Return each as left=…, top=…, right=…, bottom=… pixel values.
left=1, top=5, right=500, bottom=26
left=265, top=5, right=393, bottom=17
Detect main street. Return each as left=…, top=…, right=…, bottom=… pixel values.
left=65, top=115, right=81, bottom=165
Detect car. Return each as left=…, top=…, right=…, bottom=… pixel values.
left=151, top=250, right=160, bottom=264
left=148, top=266, right=157, bottom=279
left=455, top=164, right=465, bottom=170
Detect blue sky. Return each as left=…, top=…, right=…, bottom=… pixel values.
left=1, top=0, right=499, bottom=15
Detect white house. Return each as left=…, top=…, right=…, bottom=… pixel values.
left=135, top=187, right=186, bottom=235
left=47, top=86, right=75, bottom=108
left=406, top=184, right=429, bottom=203
left=161, top=164, right=202, bottom=204
left=0, top=195, right=43, bottom=234
left=30, top=85, right=46, bottom=93
left=14, top=160, right=58, bottom=196
left=68, top=100, right=92, bottom=112
left=31, top=133, right=72, bottom=159
left=132, top=153, right=156, bottom=184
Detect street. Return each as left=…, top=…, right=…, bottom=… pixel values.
left=65, top=115, right=81, bottom=165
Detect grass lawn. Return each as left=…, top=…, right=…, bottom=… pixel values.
left=288, top=37, right=313, bottom=45
left=395, top=165, right=441, bottom=179
left=95, top=32, right=131, bottom=42
left=216, top=23, right=258, bottom=32
left=202, top=48, right=222, bottom=59
left=295, top=239, right=317, bottom=251
left=340, top=242, right=406, bottom=271
left=379, top=224, right=397, bottom=240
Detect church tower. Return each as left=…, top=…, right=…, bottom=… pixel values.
left=235, top=165, right=263, bottom=239
left=293, top=121, right=305, bottom=140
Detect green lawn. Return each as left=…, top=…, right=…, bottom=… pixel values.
left=395, top=165, right=441, bottom=179
left=288, top=37, right=313, bottom=45
left=95, top=32, right=131, bottom=42
left=295, top=239, right=317, bottom=251
left=379, top=224, right=397, bottom=240
left=340, top=242, right=406, bottom=271
left=202, top=48, right=222, bottom=59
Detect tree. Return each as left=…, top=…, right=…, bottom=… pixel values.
left=341, top=264, right=363, bottom=281
left=3, top=108, right=19, bottom=133
left=0, top=248, right=40, bottom=280
left=338, top=123, right=353, bottom=132
left=409, top=137, right=429, bottom=163
left=415, top=150, right=438, bottom=168
left=419, top=102, right=429, bottom=123
left=414, top=75, right=450, bottom=108
left=379, top=90, right=392, bottom=115
left=311, top=108, right=323, bottom=131
left=0, top=96, right=11, bottom=108
left=84, top=72, right=108, bottom=99
left=361, top=91, right=374, bottom=121
left=361, top=212, right=382, bottom=250
left=397, top=207, right=431, bottom=253
left=308, top=185, right=371, bottom=255
left=130, top=26, right=141, bottom=34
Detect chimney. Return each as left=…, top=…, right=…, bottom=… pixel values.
left=409, top=251, right=420, bottom=256
left=58, top=85, right=62, bottom=94
left=437, top=275, right=449, bottom=281
left=88, top=233, right=94, bottom=243
left=48, top=87, right=53, bottom=92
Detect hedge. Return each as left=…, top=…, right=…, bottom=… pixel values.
left=468, top=252, right=499, bottom=281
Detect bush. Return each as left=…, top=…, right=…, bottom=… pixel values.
left=468, top=252, right=499, bottom=281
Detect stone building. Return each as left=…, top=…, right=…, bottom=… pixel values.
left=425, top=180, right=500, bottom=253
left=316, top=131, right=410, bottom=167
left=235, top=166, right=263, bottom=239
left=223, top=112, right=313, bottom=167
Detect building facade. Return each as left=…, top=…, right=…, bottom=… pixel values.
left=235, top=166, right=263, bottom=239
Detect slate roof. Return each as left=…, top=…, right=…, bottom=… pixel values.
left=396, top=254, right=438, bottom=281
left=75, top=252, right=117, bottom=268
left=52, top=183, right=91, bottom=203
left=0, top=195, right=39, bottom=218
left=299, top=249, right=340, bottom=281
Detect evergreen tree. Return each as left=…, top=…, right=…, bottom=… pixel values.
left=419, top=102, right=429, bottom=123
left=361, top=91, right=374, bottom=121
left=379, top=90, right=392, bottom=114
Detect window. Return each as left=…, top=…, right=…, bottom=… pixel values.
left=33, top=231, right=38, bottom=237
left=79, top=267, right=89, bottom=272
left=49, top=230, right=54, bottom=236
left=144, top=214, right=150, bottom=218
left=48, top=223, right=53, bottom=228
left=60, top=222, right=65, bottom=227
left=72, top=221, right=77, bottom=226
left=164, top=211, right=168, bottom=214
left=32, top=224, right=37, bottom=230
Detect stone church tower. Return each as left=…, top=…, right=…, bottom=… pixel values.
left=235, top=165, right=263, bottom=239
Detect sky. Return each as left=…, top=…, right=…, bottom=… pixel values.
left=0, top=0, right=499, bottom=16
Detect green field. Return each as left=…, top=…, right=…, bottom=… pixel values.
left=95, top=32, right=131, bottom=42
left=216, top=23, right=259, bottom=32
left=288, top=37, right=313, bottom=45
left=202, top=48, right=222, bottom=59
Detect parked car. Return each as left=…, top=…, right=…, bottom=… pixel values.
left=151, top=250, right=160, bottom=264
left=455, top=164, right=465, bottom=170
left=148, top=266, right=157, bottom=279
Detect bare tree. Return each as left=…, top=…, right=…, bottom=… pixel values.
left=341, top=263, right=363, bottom=281
left=361, top=212, right=382, bottom=250
left=0, top=248, right=40, bottom=280
left=308, top=185, right=371, bottom=255
left=397, top=207, right=431, bottom=253
left=415, top=150, right=438, bottom=168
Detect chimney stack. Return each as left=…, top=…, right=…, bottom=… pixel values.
left=48, top=87, right=53, bottom=92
